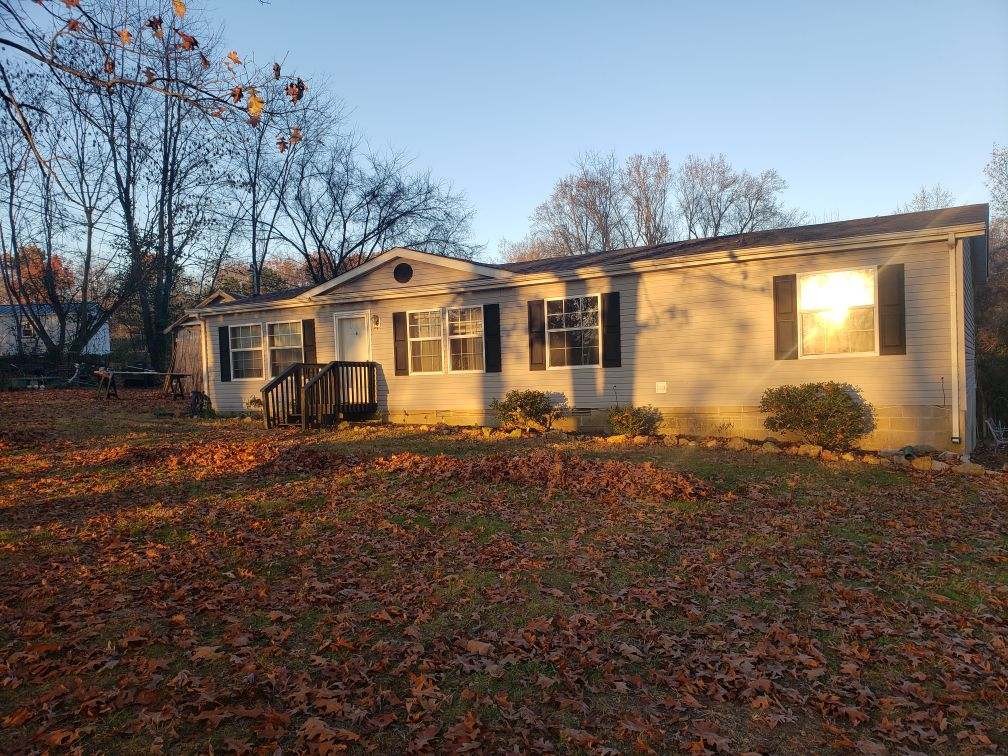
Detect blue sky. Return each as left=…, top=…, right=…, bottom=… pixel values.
left=218, top=0, right=1007, bottom=258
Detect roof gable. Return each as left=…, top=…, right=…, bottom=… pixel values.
left=304, top=248, right=512, bottom=298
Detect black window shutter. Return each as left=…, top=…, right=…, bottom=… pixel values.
left=392, top=311, right=409, bottom=375
left=773, top=274, right=799, bottom=360
left=601, top=292, right=621, bottom=367
left=528, top=300, right=546, bottom=371
left=878, top=264, right=906, bottom=355
left=301, top=319, right=316, bottom=364
left=483, top=303, right=501, bottom=373
left=218, top=326, right=231, bottom=382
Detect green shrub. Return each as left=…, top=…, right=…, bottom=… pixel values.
left=760, top=382, right=875, bottom=449
left=608, top=404, right=663, bottom=436
left=490, top=390, right=568, bottom=432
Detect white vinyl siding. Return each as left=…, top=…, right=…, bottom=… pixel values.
left=202, top=239, right=966, bottom=449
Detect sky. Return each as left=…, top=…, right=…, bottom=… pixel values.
left=216, top=0, right=1007, bottom=260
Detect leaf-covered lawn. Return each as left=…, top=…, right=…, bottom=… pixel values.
left=1, top=390, right=1006, bottom=753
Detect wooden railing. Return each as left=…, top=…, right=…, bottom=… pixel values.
left=260, top=362, right=323, bottom=429
left=301, top=360, right=378, bottom=429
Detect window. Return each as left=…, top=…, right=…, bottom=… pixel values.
left=267, top=321, right=303, bottom=377
left=19, top=320, right=36, bottom=340
left=798, top=268, right=877, bottom=357
left=229, top=324, right=264, bottom=379
left=546, top=295, right=600, bottom=367
left=408, top=310, right=443, bottom=373
left=393, top=262, right=414, bottom=283
left=447, top=306, right=484, bottom=372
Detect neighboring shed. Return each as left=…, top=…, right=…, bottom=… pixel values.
left=164, top=290, right=236, bottom=395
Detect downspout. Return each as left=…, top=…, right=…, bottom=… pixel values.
left=947, top=234, right=962, bottom=446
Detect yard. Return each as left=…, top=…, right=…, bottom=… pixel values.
left=1, top=390, right=1006, bottom=753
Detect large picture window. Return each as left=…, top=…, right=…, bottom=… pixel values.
left=267, top=321, right=304, bottom=377
left=546, top=295, right=600, bottom=367
left=408, top=310, right=443, bottom=373
left=447, top=306, right=484, bottom=372
left=798, top=268, right=877, bottom=357
left=229, top=324, right=264, bottom=379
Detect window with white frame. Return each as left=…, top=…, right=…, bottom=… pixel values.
left=267, top=321, right=304, bottom=377
left=229, top=324, right=264, bottom=379
left=798, top=268, right=877, bottom=357
left=546, top=295, right=600, bottom=367
left=447, top=306, right=484, bottom=372
left=408, top=310, right=443, bottom=373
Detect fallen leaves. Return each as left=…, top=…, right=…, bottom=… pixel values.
left=0, top=390, right=1005, bottom=752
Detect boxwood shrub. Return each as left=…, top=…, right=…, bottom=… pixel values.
left=760, top=381, right=875, bottom=449
left=607, top=404, right=664, bottom=437
left=490, top=389, right=568, bottom=432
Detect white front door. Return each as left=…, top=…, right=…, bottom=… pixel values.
left=335, top=313, right=370, bottom=362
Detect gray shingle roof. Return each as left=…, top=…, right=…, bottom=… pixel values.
left=499, top=204, right=989, bottom=275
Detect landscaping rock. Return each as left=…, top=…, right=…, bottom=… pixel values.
left=632, top=435, right=651, bottom=445
left=726, top=438, right=749, bottom=451
left=703, top=439, right=719, bottom=449
left=938, top=451, right=963, bottom=464
left=676, top=437, right=692, bottom=446
left=796, top=444, right=822, bottom=458
left=952, top=462, right=985, bottom=476
left=760, top=441, right=781, bottom=454
left=606, top=434, right=627, bottom=444
left=910, top=456, right=934, bottom=471
left=861, top=454, right=881, bottom=465
left=841, top=452, right=857, bottom=462
left=508, top=429, right=523, bottom=439
left=820, top=450, right=839, bottom=462
left=931, top=460, right=949, bottom=472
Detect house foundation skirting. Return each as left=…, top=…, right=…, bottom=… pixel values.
left=383, top=404, right=956, bottom=452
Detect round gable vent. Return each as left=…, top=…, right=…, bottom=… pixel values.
left=393, top=262, right=413, bottom=283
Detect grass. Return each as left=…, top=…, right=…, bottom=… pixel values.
left=0, top=389, right=1005, bottom=753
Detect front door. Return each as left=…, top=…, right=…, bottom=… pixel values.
left=335, top=313, right=370, bottom=362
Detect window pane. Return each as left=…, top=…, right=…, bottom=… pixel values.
left=232, top=348, right=263, bottom=379
left=408, top=311, right=442, bottom=339
left=270, top=347, right=304, bottom=377
left=450, top=336, right=484, bottom=371
left=409, top=339, right=443, bottom=373
left=447, top=307, right=483, bottom=337
left=230, top=324, right=262, bottom=350
left=799, top=269, right=875, bottom=312
left=801, top=307, right=875, bottom=356
left=268, top=321, right=302, bottom=348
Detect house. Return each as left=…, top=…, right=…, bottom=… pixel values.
left=0, top=303, right=111, bottom=357
left=174, top=204, right=989, bottom=453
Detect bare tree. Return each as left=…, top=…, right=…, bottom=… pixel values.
left=225, top=79, right=326, bottom=295
left=277, top=134, right=477, bottom=283
left=895, top=184, right=956, bottom=214
left=0, top=0, right=294, bottom=175
left=623, top=151, right=676, bottom=247
left=674, top=153, right=803, bottom=239
left=504, top=150, right=800, bottom=261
